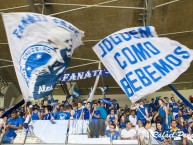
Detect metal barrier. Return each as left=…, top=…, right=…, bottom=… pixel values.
left=0, top=120, right=159, bottom=145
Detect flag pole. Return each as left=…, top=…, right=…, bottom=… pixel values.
left=87, top=62, right=101, bottom=102
left=168, top=84, right=193, bottom=110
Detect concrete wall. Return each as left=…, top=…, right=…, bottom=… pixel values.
left=4, top=83, right=21, bottom=108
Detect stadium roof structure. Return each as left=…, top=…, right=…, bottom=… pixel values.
left=0, top=0, right=193, bottom=96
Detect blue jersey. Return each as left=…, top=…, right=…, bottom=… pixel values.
left=32, top=112, right=39, bottom=120
left=177, top=124, right=189, bottom=134
left=169, top=128, right=184, bottom=141
left=92, top=110, right=100, bottom=120
left=150, top=102, right=156, bottom=111
left=83, top=107, right=90, bottom=120
left=54, top=111, right=71, bottom=120
left=77, top=109, right=83, bottom=118
left=137, top=106, right=147, bottom=120
left=170, top=102, right=179, bottom=113
left=183, top=114, right=189, bottom=120
left=113, top=108, right=117, bottom=114
left=73, top=109, right=82, bottom=119
left=2, top=118, right=20, bottom=143
left=51, top=110, right=56, bottom=117
left=124, top=108, right=130, bottom=112
left=18, top=117, right=25, bottom=125
left=43, top=113, right=52, bottom=120
left=105, top=130, right=120, bottom=141
left=144, top=103, right=151, bottom=113
left=119, top=121, right=126, bottom=129
left=6, top=118, right=20, bottom=137
left=154, top=130, right=164, bottom=142
left=169, top=102, right=173, bottom=108
left=109, top=115, right=116, bottom=121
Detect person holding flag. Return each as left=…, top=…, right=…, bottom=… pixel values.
left=131, top=100, right=149, bottom=124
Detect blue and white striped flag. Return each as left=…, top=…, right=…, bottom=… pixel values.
left=72, top=88, right=80, bottom=98
left=99, top=86, right=109, bottom=94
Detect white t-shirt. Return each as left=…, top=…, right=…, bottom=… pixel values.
left=121, top=128, right=137, bottom=138
left=188, top=118, right=193, bottom=123
left=0, top=118, right=3, bottom=125
left=129, top=115, right=137, bottom=126
left=138, top=127, right=154, bottom=140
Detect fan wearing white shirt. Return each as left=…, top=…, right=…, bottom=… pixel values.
left=121, top=121, right=137, bottom=140
left=138, top=121, right=154, bottom=145
left=129, top=110, right=137, bottom=126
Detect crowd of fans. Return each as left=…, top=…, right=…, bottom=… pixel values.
left=0, top=96, right=193, bottom=144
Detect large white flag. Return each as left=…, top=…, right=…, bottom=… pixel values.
left=93, top=26, right=193, bottom=102
left=2, top=12, right=84, bottom=100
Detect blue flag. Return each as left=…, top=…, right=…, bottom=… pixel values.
left=99, top=86, right=109, bottom=94
left=71, top=88, right=80, bottom=98
left=47, top=95, right=55, bottom=104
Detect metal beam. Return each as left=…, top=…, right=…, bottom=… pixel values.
left=49, top=0, right=120, bottom=16
left=155, top=0, right=180, bottom=9
left=0, top=74, right=8, bottom=96
left=146, top=0, right=153, bottom=26
left=60, top=82, right=70, bottom=96
left=26, top=0, right=37, bottom=12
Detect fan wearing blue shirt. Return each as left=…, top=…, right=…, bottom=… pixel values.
left=124, top=104, right=130, bottom=112
left=150, top=99, right=157, bottom=112
left=53, top=105, right=71, bottom=120
left=83, top=102, right=91, bottom=120
left=2, top=110, right=22, bottom=143
left=154, top=123, right=170, bottom=144
left=18, top=112, right=25, bottom=125
left=144, top=99, right=151, bottom=114
left=90, top=102, right=100, bottom=138
left=105, top=123, right=120, bottom=142
left=77, top=102, right=83, bottom=118
left=170, top=97, right=179, bottom=117
left=31, top=105, right=41, bottom=120
left=131, top=100, right=149, bottom=124
left=109, top=104, right=117, bottom=114
left=43, top=105, right=52, bottom=120
left=71, top=103, right=82, bottom=119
